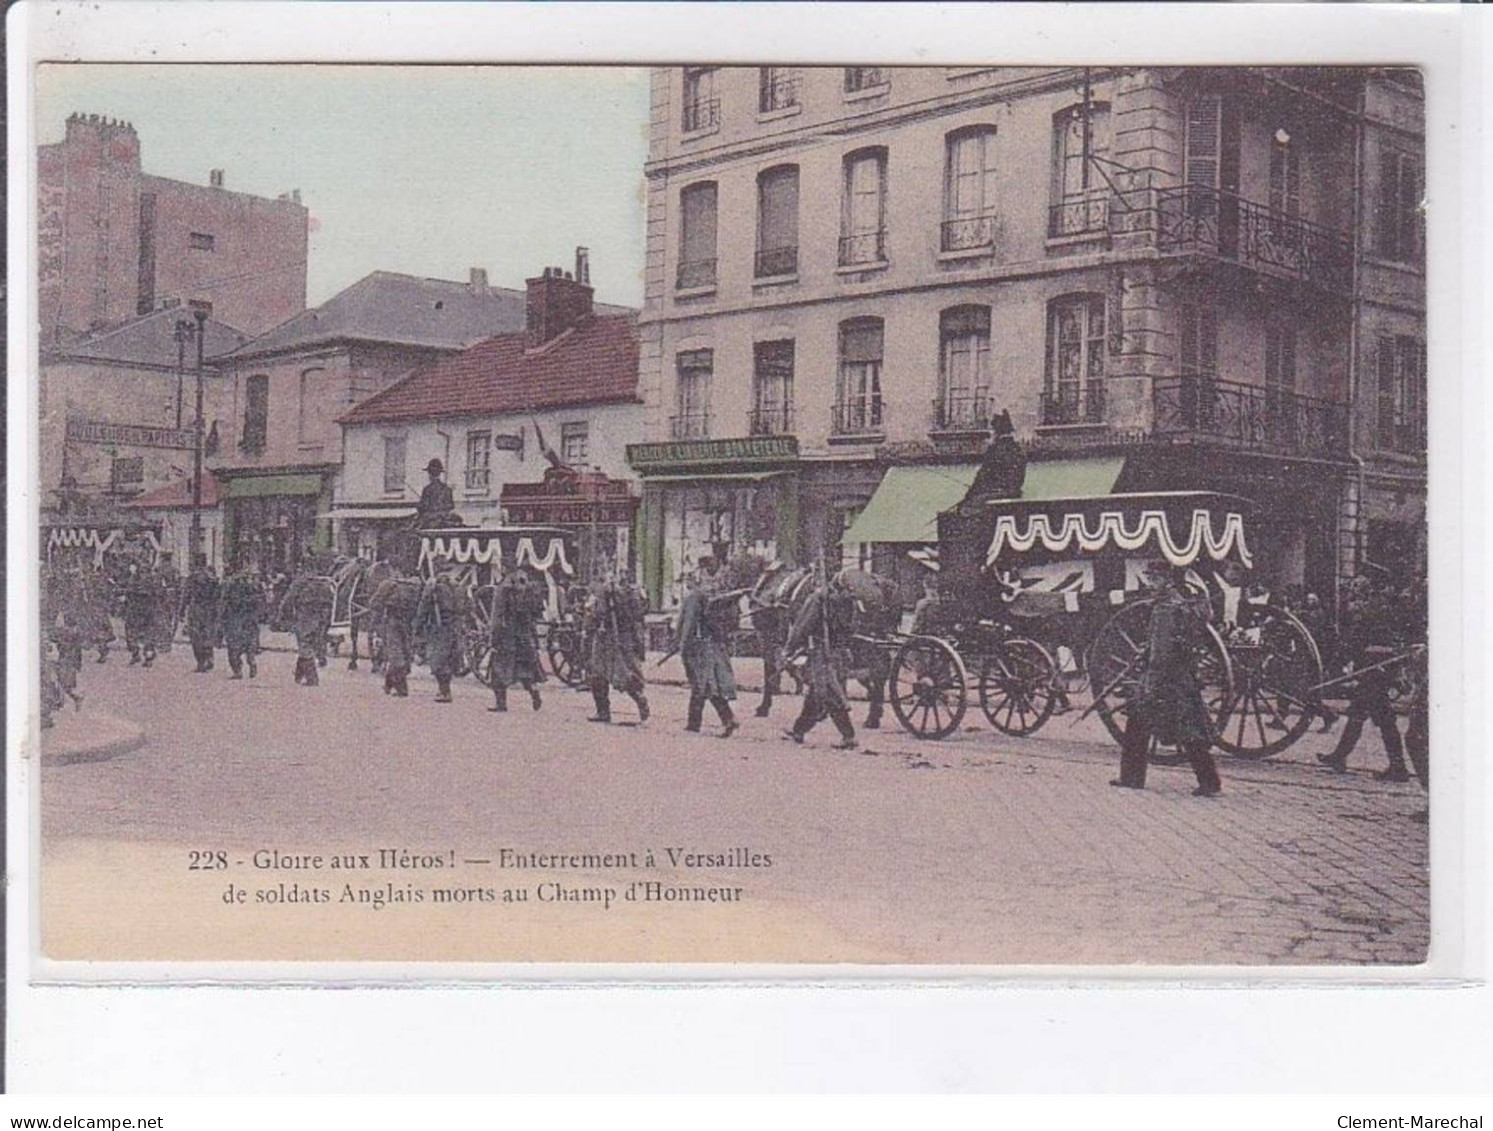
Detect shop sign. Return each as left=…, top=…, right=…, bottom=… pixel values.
left=627, top=435, right=798, bottom=470
left=505, top=500, right=637, bottom=526
left=493, top=432, right=524, bottom=453
left=67, top=418, right=195, bottom=450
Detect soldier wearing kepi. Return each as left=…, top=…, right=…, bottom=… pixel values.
left=416, top=569, right=467, bottom=703
left=118, top=561, right=159, bottom=668
left=676, top=557, right=740, bottom=738
left=178, top=555, right=221, bottom=673
left=372, top=574, right=422, bottom=697
left=278, top=565, right=334, bottom=686
left=586, top=574, right=650, bottom=724
left=487, top=569, right=545, bottom=713
left=782, top=569, right=859, bottom=750
left=218, top=561, right=264, bottom=679
left=1111, top=560, right=1222, bottom=797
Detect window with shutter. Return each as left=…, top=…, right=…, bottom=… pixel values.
left=678, top=183, right=718, bottom=289
left=674, top=350, right=713, bottom=438
left=755, top=166, right=800, bottom=277
left=1185, top=97, right=1221, bottom=189
left=840, top=150, right=887, bottom=265
left=242, top=374, right=269, bottom=454
left=1180, top=302, right=1218, bottom=378
left=1376, top=336, right=1399, bottom=449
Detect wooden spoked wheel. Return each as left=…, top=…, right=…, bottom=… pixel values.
left=889, top=635, right=968, bottom=741
left=978, top=637, right=1060, bottom=737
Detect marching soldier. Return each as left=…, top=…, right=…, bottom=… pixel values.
left=586, top=575, right=650, bottom=724
left=747, top=564, right=793, bottom=719
left=278, top=565, right=335, bottom=687
left=51, top=609, right=86, bottom=712
left=218, top=561, right=264, bottom=679
left=81, top=564, right=116, bottom=663
left=372, top=574, right=421, bottom=697
left=676, top=558, right=739, bottom=738
left=1318, top=575, right=1414, bottom=782
left=178, top=556, right=221, bottom=673
left=781, top=569, right=858, bottom=750
left=487, top=570, right=546, bottom=713
left=1111, top=561, right=1222, bottom=797
left=118, top=561, right=159, bottom=668
left=416, top=570, right=467, bottom=703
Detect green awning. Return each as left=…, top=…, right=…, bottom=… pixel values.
left=220, top=473, right=325, bottom=500
left=644, top=471, right=789, bottom=484
left=1018, top=456, right=1126, bottom=501
left=842, top=465, right=979, bottom=544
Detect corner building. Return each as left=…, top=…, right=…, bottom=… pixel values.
left=631, top=66, right=1425, bottom=610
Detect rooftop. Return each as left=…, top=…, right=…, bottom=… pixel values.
left=341, top=313, right=641, bottom=425
left=226, top=269, right=632, bottom=360
left=48, top=308, right=251, bottom=369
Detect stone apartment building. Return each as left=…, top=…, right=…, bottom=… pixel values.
left=629, top=65, right=1426, bottom=609
left=38, top=113, right=309, bottom=342
left=338, top=257, right=642, bottom=581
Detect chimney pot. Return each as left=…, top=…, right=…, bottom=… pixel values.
left=469, top=268, right=489, bottom=294
left=210, top=169, right=225, bottom=188
left=291, top=188, right=301, bottom=204
left=575, top=246, right=591, bottom=286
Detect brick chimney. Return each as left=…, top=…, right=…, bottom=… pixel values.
left=525, top=265, right=594, bottom=348
left=469, top=267, right=489, bottom=295
left=210, top=169, right=225, bottom=188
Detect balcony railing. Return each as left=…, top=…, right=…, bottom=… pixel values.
left=675, top=257, right=717, bottom=291
left=1040, top=383, right=1107, bottom=426
left=681, top=97, right=720, bottom=133
left=1048, top=195, right=1112, bottom=239
left=1152, top=375, right=1348, bottom=458
left=670, top=413, right=712, bottom=440
left=933, top=392, right=998, bottom=432
left=844, top=67, right=888, bottom=93
left=1149, top=185, right=1352, bottom=294
left=749, top=405, right=795, bottom=437
left=940, top=214, right=996, bottom=253
left=838, top=229, right=887, bottom=267
left=754, top=245, right=798, bottom=278
left=759, top=73, right=801, bottom=113
left=832, top=399, right=884, bottom=436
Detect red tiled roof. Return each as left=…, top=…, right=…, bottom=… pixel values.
left=341, top=314, right=640, bottom=425
left=121, top=473, right=220, bottom=509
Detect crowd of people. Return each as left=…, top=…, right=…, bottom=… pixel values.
left=39, top=548, right=1429, bottom=798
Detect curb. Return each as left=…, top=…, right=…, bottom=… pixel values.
left=42, top=713, right=147, bottom=766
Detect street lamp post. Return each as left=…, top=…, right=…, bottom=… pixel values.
left=190, top=309, right=208, bottom=565
left=173, top=319, right=191, bottom=429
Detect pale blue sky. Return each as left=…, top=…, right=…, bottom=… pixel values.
left=37, top=64, right=651, bottom=307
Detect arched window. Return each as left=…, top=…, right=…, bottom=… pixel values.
left=835, top=317, right=884, bottom=435
left=677, top=181, right=718, bottom=290
left=297, top=366, right=325, bottom=445
left=942, top=126, right=999, bottom=250
left=755, top=165, right=800, bottom=278
left=938, top=306, right=993, bottom=429
left=1049, top=102, right=1112, bottom=237
left=1044, top=295, right=1107, bottom=424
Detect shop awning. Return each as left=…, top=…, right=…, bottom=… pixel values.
left=643, top=471, right=790, bottom=484
left=220, top=473, right=324, bottom=500
left=842, top=456, right=1128, bottom=545
left=319, top=506, right=418, bottom=521
left=842, top=465, right=980, bottom=544
left=1018, top=456, right=1126, bottom=501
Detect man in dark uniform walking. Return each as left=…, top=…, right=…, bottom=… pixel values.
left=676, top=557, right=740, bottom=738
left=586, top=575, right=650, bottom=724
left=1112, top=560, right=1222, bottom=796
left=782, top=570, right=858, bottom=750
left=487, top=570, right=545, bottom=712
left=416, top=569, right=467, bottom=703
left=372, top=574, right=421, bottom=697
left=218, top=561, right=264, bottom=679
left=178, top=556, right=221, bottom=673
left=1318, top=575, right=1413, bottom=782
left=278, top=565, right=334, bottom=686
left=119, top=561, right=159, bottom=668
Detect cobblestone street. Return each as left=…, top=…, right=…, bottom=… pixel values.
left=39, top=646, right=1429, bottom=965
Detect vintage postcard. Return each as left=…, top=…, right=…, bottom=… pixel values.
left=24, top=55, right=1438, bottom=973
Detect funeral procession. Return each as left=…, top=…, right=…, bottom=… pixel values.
left=36, top=67, right=1431, bottom=965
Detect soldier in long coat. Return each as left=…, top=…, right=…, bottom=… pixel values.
left=488, top=570, right=545, bottom=712
left=1317, top=576, right=1413, bottom=783
left=586, top=577, right=650, bottom=724
left=676, top=559, right=739, bottom=737
left=782, top=574, right=858, bottom=750
left=178, top=558, right=221, bottom=673
left=51, top=609, right=86, bottom=712
left=1112, top=561, right=1222, bottom=796
left=278, top=568, right=335, bottom=686
left=218, top=563, right=264, bottom=679
left=416, top=571, right=467, bottom=703
left=118, top=562, right=159, bottom=668
left=81, top=566, right=116, bottom=663
left=372, top=576, right=421, bottom=697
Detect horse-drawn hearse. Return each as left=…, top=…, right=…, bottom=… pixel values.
left=922, top=488, right=1325, bottom=758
